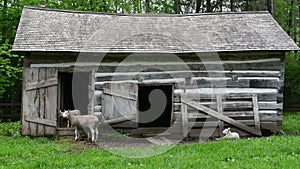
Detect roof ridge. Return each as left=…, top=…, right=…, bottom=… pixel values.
left=24, top=6, right=270, bottom=17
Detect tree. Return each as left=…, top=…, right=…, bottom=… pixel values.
left=175, top=0, right=181, bottom=14
left=0, top=44, right=23, bottom=100
left=196, top=0, right=201, bottom=13
left=146, top=0, right=150, bottom=13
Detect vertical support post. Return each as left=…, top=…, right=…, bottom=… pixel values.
left=217, top=94, right=224, bottom=137
left=89, top=70, right=95, bottom=115
left=181, top=96, right=188, bottom=137
left=252, top=94, right=261, bottom=131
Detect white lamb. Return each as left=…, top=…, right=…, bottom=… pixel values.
left=60, top=110, right=80, bottom=128
left=216, top=127, right=240, bottom=140
left=61, top=110, right=99, bottom=142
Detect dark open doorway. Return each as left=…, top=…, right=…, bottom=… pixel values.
left=59, top=72, right=89, bottom=115
left=138, top=84, right=173, bottom=127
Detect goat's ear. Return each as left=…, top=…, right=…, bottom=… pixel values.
left=228, top=127, right=231, bottom=130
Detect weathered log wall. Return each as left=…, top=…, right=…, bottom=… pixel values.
left=93, top=52, right=284, bottom=137
left=24, top=51, right=285, bottom=137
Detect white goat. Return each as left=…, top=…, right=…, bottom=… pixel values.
left=60, top=110, right=80, bottom=128
left=62, top=110, right=99, bottom=142
left=216, top=127, right=240, bottom=140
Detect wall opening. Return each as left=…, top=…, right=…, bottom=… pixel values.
left=59, top=72, right=89, bottom=115
left=138, top=84, right=173, bottom=127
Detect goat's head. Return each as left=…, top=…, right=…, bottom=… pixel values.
left=59, top=110, right=65, bottom=117
left=222, top=128, right=231, bottom=134
left=61, top=110, right=69, bottom=118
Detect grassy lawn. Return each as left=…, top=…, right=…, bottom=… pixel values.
left=283, top=112, right=300, bottom=135
left=0, top=113, right=299, bottom=169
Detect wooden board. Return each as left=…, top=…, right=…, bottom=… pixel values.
left=104, top=114, right=135, bottom=124
left=22, top=67, right=58, bottom=136
left=216, top=95, right=224, bottom=136
left=89, top=70, right=95, bottom=115
left=94, top=77, right=280, bottom=89
left=146, top=137, right=174, bottom=145
left=94, top=70, right=281, bottom=81
left=252, top=94, right=261, bottom=131
left=102, top=82, right=138, bottom=128
left=181, top=102, right=188, bottom=137
left=45, top=68, right=58, bottom=135
left=37, top=67, right=46, bottom=135
left=181, top=96, right=262, bottom=136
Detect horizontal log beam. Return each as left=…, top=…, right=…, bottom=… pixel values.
left=95, top=70, right=281, bottom=81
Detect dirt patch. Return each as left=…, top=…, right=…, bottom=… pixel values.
left=59, top=135, right=179, bottom=149
left=96, top=137, right=153, bottom=148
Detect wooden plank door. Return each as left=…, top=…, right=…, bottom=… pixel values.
left=102, top=82, right=138, bottom=127
left=22, top=67, right=58, bottom=136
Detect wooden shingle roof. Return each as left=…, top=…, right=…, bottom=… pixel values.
left=13, top=6, right=299, bottom=53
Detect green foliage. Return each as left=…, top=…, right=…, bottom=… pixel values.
left=0, top=44, right=23, bottom=99
left=283, top=112, right=300, bottom=135
left=0, top=0, right=23, bottom=44
left=274, top=0, right=300, bottom=104
left=285, top=52, right=300, bottom=95
left=0, top=121, right=20, bottom=137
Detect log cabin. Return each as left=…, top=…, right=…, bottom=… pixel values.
left=13, top=6, right=299, bottom=138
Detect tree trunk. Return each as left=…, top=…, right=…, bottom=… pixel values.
left=220, top=0, right=223, bottom=12
left=175, top=0, right=181, bottom=14
left=287, top=0, right=294, bottom=36
left=1, top=0, right=7, bottom=43
left=72, top=1, right=76, bottom=10
left=230, top=0, right=234, bottom=12
left=146, top=0, right=150, bottom=13
left=140, top=0, right=142, bottom=13
left=196, top=0, right=201, bottom=13
left=89, top=0, right=94, bottom=11
left=207, top=0, right=212, bottom=12
left=269, top=0, right=274, bottom=16
left=121, top=0, right=124, bottom=13
left=299, top=4, right=300, bottom=43
left=245, top=0, right=249, bottom=11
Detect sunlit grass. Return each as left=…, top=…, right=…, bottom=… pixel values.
left=283, top=112, right=300, bottom=135
left=0, top=136, right=299, bottom=169
left=0, top=112, right=299, bottom=168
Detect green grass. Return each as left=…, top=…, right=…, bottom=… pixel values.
left=0, top=113, right=299, bottom=169
left=283, top=112, right=300, bottom=135
left=0, top=121, right=21, bottom=137
left=0, top=135, right=299, bottom=169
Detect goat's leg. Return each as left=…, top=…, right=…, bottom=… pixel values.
left=86, top=129, right=90, bottom=141
left=90, top=128, right=95, bottom=142
left=88, top=128, right=92, bottom=141
left=87, top=132, right=91, bottom=141
left=95, top=127, right=99, bottom=142
left=75, top=127, right=79, bottom=141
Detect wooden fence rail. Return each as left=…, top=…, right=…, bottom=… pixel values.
left=180, top=93, right=262, bottom=138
